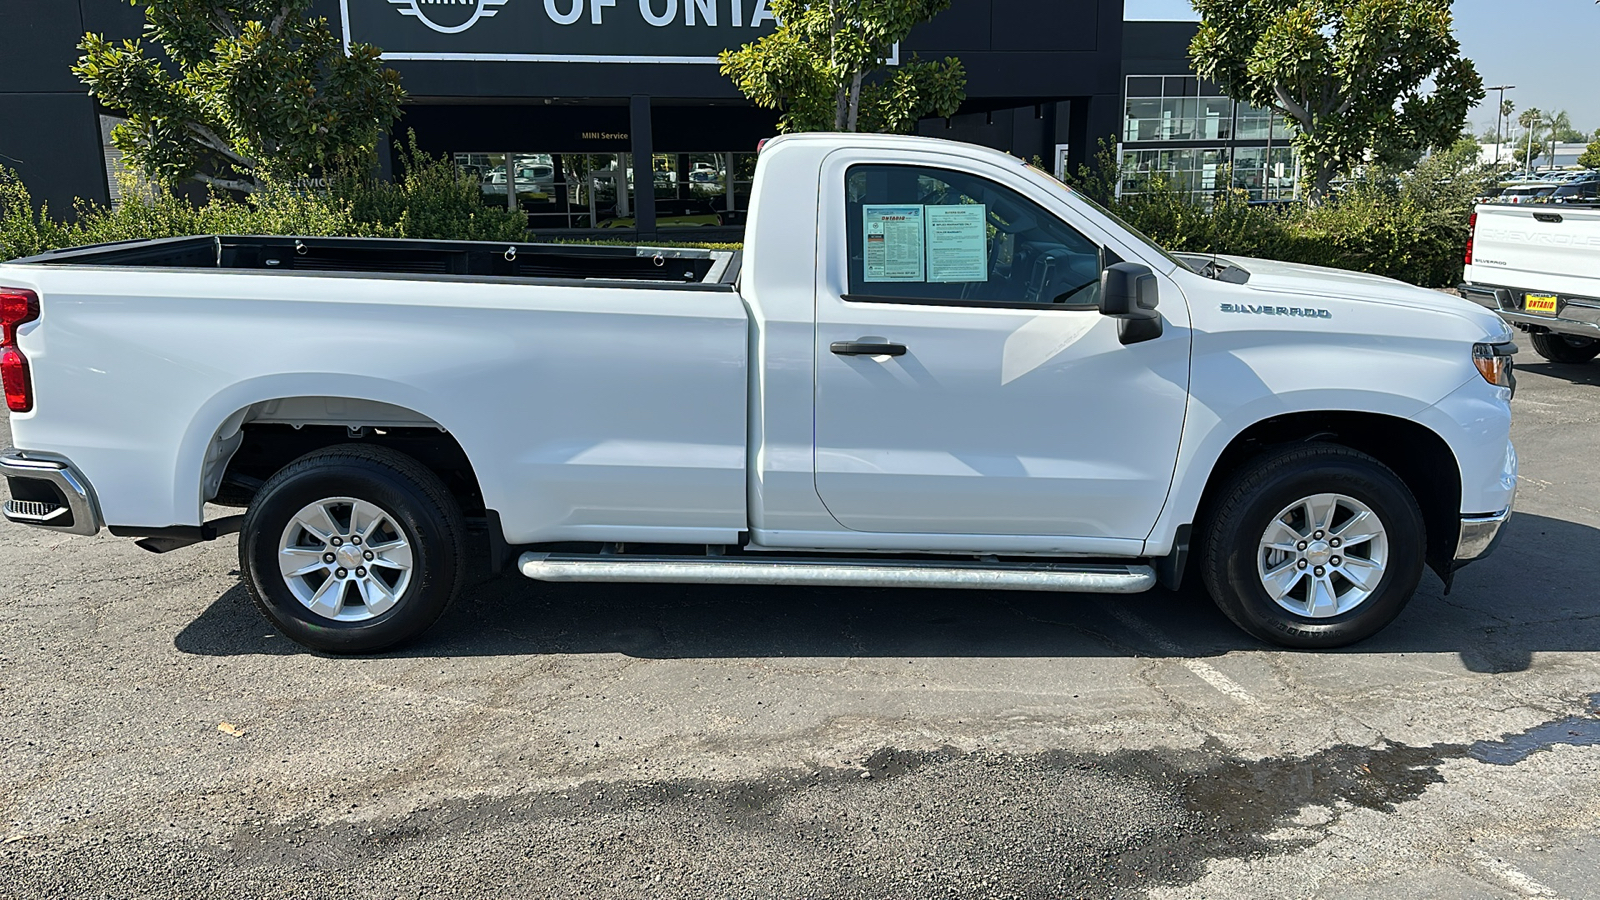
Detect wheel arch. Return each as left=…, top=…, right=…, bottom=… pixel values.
left=1188, top=410, right=1462, bottom=582
left=180, top=379, right=488, bottom=524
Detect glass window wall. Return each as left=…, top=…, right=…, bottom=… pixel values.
left=454, top=150, right=757, bottom=230
left=1123, top=77, right=1295, bottom=145
left=1122, top=74, right=1301, bottom=201
left=1120, top=146, right=1299, bottom=202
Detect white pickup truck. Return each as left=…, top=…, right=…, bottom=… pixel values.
left=0, top=134, right=1517, bottom=653
left=1461, top=203, right=1600, bottom=364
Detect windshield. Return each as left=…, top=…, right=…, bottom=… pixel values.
left=1021, top=165, right=1191, bottom=273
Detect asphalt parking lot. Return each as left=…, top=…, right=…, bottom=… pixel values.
left=2, top=330, right=1598, bottom=899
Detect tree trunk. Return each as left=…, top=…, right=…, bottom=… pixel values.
left=191, top=172, right=262, bottom=194
left=1306, top=161, right=1337, bottom=206
left=829, top=1, right=847, bottom=131
left=846, top=70, right=864, bottom=132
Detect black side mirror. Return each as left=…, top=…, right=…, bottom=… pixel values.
left=1099, top=262, right=1163, bottom=345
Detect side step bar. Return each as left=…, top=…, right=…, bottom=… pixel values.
left=518, top=553, right=1156, bottom=594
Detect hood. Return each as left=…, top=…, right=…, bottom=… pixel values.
left=1213, top=255, right=1512, bottom=340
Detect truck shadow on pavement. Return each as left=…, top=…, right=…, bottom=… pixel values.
left=1516, top=360, right=1600, bottom=388
left=175, top=512, right=1597, bottom=674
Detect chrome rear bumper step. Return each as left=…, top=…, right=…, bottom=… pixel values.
left=518, top=553, right=1156, bottom=594
left=0, top=448, right=101, bottom=536
left=2, top=498, right=70, bottom=524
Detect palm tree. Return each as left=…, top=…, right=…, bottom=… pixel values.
left=1519, top=107, right=1546, bottom=168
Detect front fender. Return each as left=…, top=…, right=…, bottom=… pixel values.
left=1143, top=322, right=1482, bottom=556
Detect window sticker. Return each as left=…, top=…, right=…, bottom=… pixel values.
left=925, top=204, right=989, bottom=283
left=863, top=205, right=926, bottom=282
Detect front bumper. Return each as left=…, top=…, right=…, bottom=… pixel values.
left=0, top=448, right=102, bottom=536
left=1455, top=507, right=1512, bottom=565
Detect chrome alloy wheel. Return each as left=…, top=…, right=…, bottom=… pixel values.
left=1257, top=492, right=1389, bottom=619
left=277, top=497, right=415, bottom=622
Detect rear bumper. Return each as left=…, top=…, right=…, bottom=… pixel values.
left=0, top=448, right=101, bottom=536
left=1460, top=282, right=1600, bottom=339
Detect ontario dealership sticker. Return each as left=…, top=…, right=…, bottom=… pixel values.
left=1220, top=303, right=1333, bottom=319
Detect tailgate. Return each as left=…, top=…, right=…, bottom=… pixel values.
left=1469, top=205, right=1600, bottom=297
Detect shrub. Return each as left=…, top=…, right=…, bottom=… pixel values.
left=1065, top=137, right=1490, bottom=287
left=0, top=169, right=72, bottom=261
left=0, top=132, right=526, bottom=261
left=336, top=134, right=527, bottom=242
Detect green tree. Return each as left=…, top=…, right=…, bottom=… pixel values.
left=1578, top=137, right=1600, bottom=170
left=1190, top=0, right=1483, bottom=202
left=1544, top=110, right=1587, bottom=143
left=74, top=0, right=405, bottom=193
left=719, top=0, right=966, bottom=134
left=1516, top=107, right=1546, bottom=168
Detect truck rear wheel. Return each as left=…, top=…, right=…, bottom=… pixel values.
left=239, top=445, right=466, bottom=654
left=1530, top=332, right=1600, bottom=364
left=1199, top=444, right=1425, bottom=649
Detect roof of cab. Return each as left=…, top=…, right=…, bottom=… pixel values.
left=760, top=132, right=1029, bottom=169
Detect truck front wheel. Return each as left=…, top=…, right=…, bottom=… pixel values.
left=1529, top=332, right=1600, bottom=364
left=238, top=445, right=466, bottom=653
left=1199, top=444, right=1425, bottom=649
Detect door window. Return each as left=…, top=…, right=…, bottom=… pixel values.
left=845, top=164, right=1107, bottom=309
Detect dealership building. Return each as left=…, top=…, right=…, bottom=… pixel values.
left=0, top=2, right=1294, bottom=237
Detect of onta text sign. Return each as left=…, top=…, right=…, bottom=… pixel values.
left=340, top=0, right=783, bottom=62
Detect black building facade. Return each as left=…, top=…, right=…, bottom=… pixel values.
left=2, top=1, right=1131, bottom=235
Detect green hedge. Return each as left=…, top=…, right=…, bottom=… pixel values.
left=1071, top=138, right=1491, bottom=288
left=1, top=136, right=528, bottom=262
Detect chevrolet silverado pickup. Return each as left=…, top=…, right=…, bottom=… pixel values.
left=0, top=133, right=1517, bottom=653
left=1461, top=203, right=1600, bottom=364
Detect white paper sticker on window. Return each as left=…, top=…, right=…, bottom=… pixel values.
left=863, top=205, right=925, bottom=282
left=925, top=204, right=988, bottom=283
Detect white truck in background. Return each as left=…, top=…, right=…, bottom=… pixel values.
left=0, top=134, right=1517, bottom=654
left=1461, top=203, right=1600, bottom=364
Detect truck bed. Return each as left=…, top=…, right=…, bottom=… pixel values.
left=10, top=235, right=740, bottom=288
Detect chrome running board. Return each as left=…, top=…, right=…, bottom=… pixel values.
left=518, top=553, right=1155, bottom=594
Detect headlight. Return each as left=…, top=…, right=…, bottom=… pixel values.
left=1473, top=341, right=1516, bottom=392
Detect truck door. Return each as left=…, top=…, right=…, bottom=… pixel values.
left=812, top=154, right=1191, bottom=541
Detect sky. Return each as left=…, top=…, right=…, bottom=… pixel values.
left=1124, top=0, right=1597, bottom=139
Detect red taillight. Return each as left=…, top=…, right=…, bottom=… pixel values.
left=1465, top=211, right=1478, bottom=265
left=1, top=287, right=40, bottom=413
left=1, top=345, right=31, bottom=413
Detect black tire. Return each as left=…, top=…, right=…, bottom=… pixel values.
left=239, top=444, right=466, bottom=654
left=1530, top=332, right=1600, bottom=364
left=1198, top=443, right=1425, bottom=649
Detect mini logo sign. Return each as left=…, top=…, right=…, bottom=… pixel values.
left=344, top=0, right=794, bottom=63
left=386, top=0, right=509, bottom=34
